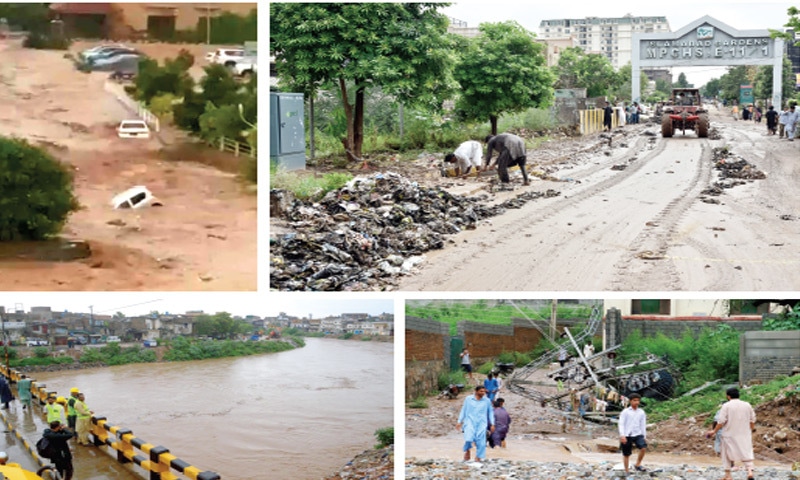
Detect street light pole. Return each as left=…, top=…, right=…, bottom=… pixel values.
left=206, top=4, right=211, bottom=45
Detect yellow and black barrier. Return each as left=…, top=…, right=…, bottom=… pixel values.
left=579, top=108, right=620, bottom=135
left=0, top=367, right=220, bottom=480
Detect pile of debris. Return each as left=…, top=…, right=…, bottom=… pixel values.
left=325, top=445, right=393, bottom=480
left=270, top=172, right=559, bottom=291
left=712, top=147, right=767, bottom=180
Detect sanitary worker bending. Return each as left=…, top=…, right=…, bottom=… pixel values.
left=484, top=133, right=529, bottom=186
left=75, top=392, right=94, bottom=446
left=444, top=140, right=483, bottom=177
left=619, top=392, right=648, bottom=473
left=456, top=385, right=495, bottom=462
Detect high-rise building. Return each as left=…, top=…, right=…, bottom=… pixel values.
left=539, top=14, right=671, bottom=69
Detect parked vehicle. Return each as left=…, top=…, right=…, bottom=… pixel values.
left=106, top=336, right=121, bottom=343
left=211, top=48, right=244, bottom=67
left=26, top=339, right=48, bottom=347
left=232, top=57, right=256, bottom=78
left=143, top=339, right=158, bottom=348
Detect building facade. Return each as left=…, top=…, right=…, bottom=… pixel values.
left=539, top=14, right=671, bottom=69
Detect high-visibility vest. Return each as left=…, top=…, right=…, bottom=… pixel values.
left=67, top=397, right=78, bottom=417
left=45, top=403, right=63, bottom=423
left=76, top=400, right=91, bottom=419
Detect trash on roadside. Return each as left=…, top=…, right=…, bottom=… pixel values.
left=111, top=186, right=163, bottom=209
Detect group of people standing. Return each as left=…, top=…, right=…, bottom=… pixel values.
left=741, top=104, right=798, bottom=141
left=0, top=374, right=94, bottom=480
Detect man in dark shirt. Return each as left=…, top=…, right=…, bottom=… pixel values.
left=603, top=102, right=614, bottom=131
left=484, top=133, right=529, bottom=185
left=765, top=106, right=779, bottom=135
left=44, top=421, right=76, bottom=480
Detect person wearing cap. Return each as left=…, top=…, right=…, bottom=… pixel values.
left=66, top=388, right=80, bottom=432
left=16, top=374, right=32, bottom=411
left=0, top=451, right=21, bottom=468
left=43, top=421, right=75, bottom=480
left=45, top=394, right=65, bottom=425
left=75, top=392, right=94, bottom=446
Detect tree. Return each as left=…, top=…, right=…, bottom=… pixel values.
left=0, top=137, right=79, bottom=241
left=700, top=77, right=722, bottom=98
left=553, top=47, right=616, bottom=98
left=0, top=3, right=50, bottom=32
left=135, top=51, right=195, bottom=104
left=718, top=66, right=756, bottom=103
left=270, top=3, right=457, bottom=162
left=753, top=57, right=795, bottom=106
left=610, top=64, right=649, bottom=102
left=674, top=72, right=693, bottom=88
left=195, top=313, right=251, bottom=339
left=771, top=6, right=800, bottom=45
left=455, top=21, right=554, bottom=134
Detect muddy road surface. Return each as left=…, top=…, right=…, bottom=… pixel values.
left=0, top=39, right=256, bottom=290
left=399, top=107, right=800, bottom=291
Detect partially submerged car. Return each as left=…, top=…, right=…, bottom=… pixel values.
left=117, top=119, right=150, bottom=139
left=212, top=48, right=244, bottom=67
left=111, top=186, right=163, bottom=210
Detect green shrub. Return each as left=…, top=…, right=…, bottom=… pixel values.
left=149, top=93, right=178, bottom=121
left=477, top=361, right=494, bottom=375
left=270, top=165, right=353, bottom=202
left=437, top=370, right=468, bottom=391
left=33, top=347, right=49, bottom=358
left=0, top=137, right=79, bottom=240
left=407, top=396, right=428, bottom=409
left=374, top=427, right=394, bottom=448
left=242, top=156, right=257, bottom=184
left=22, top=33, right=71, bottom=50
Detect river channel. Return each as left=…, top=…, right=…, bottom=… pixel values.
left=31, top=337, right=393, bottom=480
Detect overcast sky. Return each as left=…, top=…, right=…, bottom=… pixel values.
left=441, top=1, right=795, bottom=87
left=0, top=293, right=394, bottom=319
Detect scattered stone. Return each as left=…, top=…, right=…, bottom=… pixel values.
left=610, top=164, right=627, bottom=170
left=779, top=215, right=795, bottom=221
left=326, top=445, right=393, bottom=480
left=107, top=219, right=126, bottom=227
left=636, top=250, right=664, bottom=260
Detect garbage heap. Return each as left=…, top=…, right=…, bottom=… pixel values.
left=270, top=172, right=560, bottom=291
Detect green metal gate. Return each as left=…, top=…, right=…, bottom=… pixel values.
left=449, top=337, right=463, bottom=371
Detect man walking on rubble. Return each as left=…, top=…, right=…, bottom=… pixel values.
left=484, top=133, right=530, bottom=186
left=706, top=387, right=757, bottom=480
left=619, top=393, right=648, bottom=474
left=456, top=385, right=495, bottom=462
left=785, top=104, right=798, bottom=141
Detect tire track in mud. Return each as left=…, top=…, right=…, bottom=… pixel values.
left=608, top=140, right=720, bottom=291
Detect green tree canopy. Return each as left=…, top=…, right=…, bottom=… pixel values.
left=700, top=77, right=722, bottom=98
left=717, top=66, right=757, bottom=103
left=674, top=72, right=693, bottom=88
left=454, top=21, right=554, bottom=134
left=753, top=57, right=795, bottom=106
left=553, top=47, right=616, bottom=98
left=610, top=64, right=649, bottom=102
left=270, top=3, right=458, bottom=162
left=195, top=313, right=252, bottom=339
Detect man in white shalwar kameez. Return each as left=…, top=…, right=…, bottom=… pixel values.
left=456, top=385, right=495, bottom=462
left=706, top=388, right=756, bottom=480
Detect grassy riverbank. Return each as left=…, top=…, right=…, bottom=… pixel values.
left=5, top=336, right=305, bottom=371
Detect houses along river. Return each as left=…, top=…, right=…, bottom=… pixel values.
left=31, top=337, right=393, bottom=479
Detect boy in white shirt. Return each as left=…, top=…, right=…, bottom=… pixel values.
left=619, top=393, right=648, bottom=473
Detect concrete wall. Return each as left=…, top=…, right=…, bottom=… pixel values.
left=621, top=316, right=763, bottom=339
left=405, top=317, right=450, bottom=400
left=740, top=331, right=800, bottom=384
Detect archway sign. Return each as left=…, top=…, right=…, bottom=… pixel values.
left=632, top=16, right=785, bottom=109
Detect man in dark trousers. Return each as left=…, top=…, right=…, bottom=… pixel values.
left=603, top=101, right=614, bottom=131
left=44, top=420, right=76, bottom=480
left=765, top=106, right=779, bottom=135
left=484, top=133, right=529, bottom=186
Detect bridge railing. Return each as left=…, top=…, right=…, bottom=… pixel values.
left=2, top=367, right=220, bottom=480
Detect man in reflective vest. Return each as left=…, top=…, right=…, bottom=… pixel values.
left=66, top=387, right=80, bottom=432
left=75, top=392, right=94, bottom=446
left=44, top=394, right=65, bottom=425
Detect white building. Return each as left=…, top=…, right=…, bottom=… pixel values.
left=539, top=14, right=671, bottom=69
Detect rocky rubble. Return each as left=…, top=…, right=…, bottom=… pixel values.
left=405, top=458, right=798, bottom=479
left=699, top=147, right=766, bottom=204
left=325, top=446, right=393, bottom=480
left=270, top=172, right=559, bottom=291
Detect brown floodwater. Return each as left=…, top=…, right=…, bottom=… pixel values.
left=30, top=338, right=393, bottom=479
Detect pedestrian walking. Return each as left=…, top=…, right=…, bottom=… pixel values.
left=16, top=375, right=31, bottom=411
left=765, top=106, right=778, bottom=135
left=0, top=376, right=13, bottom=409
left=706, top=387, right=757, bottom=480
left=779, top=106, right=790, bottom=138
left=460, top=347, right=474, bottom=382
left=619, top=393, right=648, bottom=474
left=785, top=105, right=798, bottom=141
left=483, top=373, right=499, bottom=402
left=75, top=392, right=94, bottom=446
left=484, top=133, right=530, bottom=186
left=456, top=385, right=495, bottom=462
left=558, top=346, right=568, bottom=368
left=489, top=398, right=511, bottom=448
left=43, top=420, right=76, bottom=480
left=603, top=102, right=614, bottom=131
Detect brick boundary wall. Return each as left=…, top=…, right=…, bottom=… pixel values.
left=620, top=316, right=763, bottom=339
left=740, top=330, right=800, bottom=384
left=406, top=317, right=450, bottom=400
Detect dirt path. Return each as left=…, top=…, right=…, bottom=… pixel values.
left=0, top=39, right=256, bottom=290
left=397, top=106, right=799, bottom=291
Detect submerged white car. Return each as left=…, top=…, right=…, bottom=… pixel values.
left=117, top=120, right=150, bottom=139
left=111, top=186, right=163, bottom=210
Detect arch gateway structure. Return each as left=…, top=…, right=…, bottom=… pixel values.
left=632, top=16, right=785, bottom=109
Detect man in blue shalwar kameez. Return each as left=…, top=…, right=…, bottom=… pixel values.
left=456, top=385, right=495, bottom=462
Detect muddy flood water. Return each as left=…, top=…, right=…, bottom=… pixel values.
left=31, top=338, right=393, bottom=479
